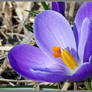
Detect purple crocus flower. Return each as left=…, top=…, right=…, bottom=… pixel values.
left=8, top=2, right=92, bottom=82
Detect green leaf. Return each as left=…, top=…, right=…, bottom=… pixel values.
left=41, top=2, right=50, bottom=10
left=24, top=24, right=33, bottom=33
left=25, top=10, right=38, bottom=16
left=84, top=77, right=92, bottom=90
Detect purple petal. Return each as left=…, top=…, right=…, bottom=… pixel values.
left=73, top=24, right=79, bottom=49
left=78, top=18, right=92, bottom=63
left=73, top=2, right=92, bottom=46
left=8, top=44, right=71, bottom=82
left=34, top=10, right=76, bottom=57
left=71, top=55, right=92, bottom=81
left=52, top=2, right=65, bottom=16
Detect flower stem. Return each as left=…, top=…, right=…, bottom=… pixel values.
left=61, top=81, right=71, bottom=90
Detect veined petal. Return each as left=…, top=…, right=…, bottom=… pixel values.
left=34, top=10, right=76, bottom=58
left=71, top=55, right=92, bottom=81
left=8, top=44, right=71, bottom=82
left=52, top=2, right=65, bottom=16
left=78, top=18, right=92, bottom=63
left=73, top=2, right=92, bottom=46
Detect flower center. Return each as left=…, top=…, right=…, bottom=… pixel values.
left=52, top=46, right=77, bottom=70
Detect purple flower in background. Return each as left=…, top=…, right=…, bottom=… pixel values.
left=52, top=2, right=65, bottom=16
left=8, top=2, right=92, bottom=82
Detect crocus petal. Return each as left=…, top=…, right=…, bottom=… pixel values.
left=8, top=44, right=71, bottom=82
left=71, top=55, right=92, bottom=81
left=78, top=18, right=92, bottom=63
left=73, top=2, right=92, bottom=46
left=52, top=2, right=65, bottom=16
left=34, top=10, right=76, bottom=57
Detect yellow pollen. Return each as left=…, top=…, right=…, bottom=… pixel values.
left=52, top=46, right=77, bottom=70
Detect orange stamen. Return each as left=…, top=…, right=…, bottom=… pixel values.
left=51, top=46, right=77, bottom=70
left=52, top=46, right=61, bottom=58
